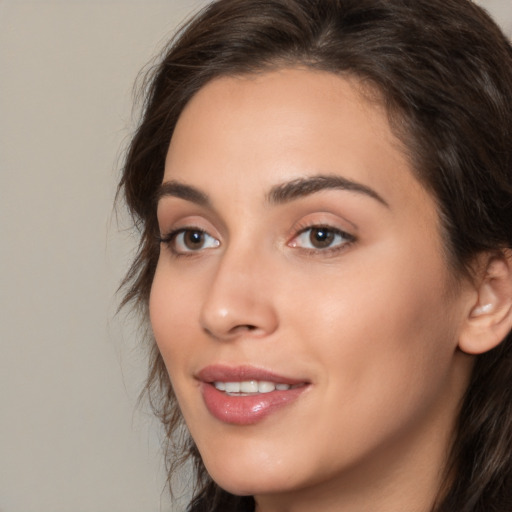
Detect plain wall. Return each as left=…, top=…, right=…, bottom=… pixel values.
left=0, top=1, right=510, bottom=511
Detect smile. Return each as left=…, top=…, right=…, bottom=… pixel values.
left=213, top=380, right=298, bottom=395
left=197, top=365, right=310, bottom=424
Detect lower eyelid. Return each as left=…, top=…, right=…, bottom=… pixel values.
left=290, top=226, right=354, bottom=247
left=166, top=228, right=220, bottom=254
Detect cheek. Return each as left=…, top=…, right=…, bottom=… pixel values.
left=149, top=266, right=205, bottom=428
left=149, top=263, right=195, bottom=371
left=289, top=244, right=461, bottom=415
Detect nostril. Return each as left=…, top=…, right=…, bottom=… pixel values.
left=199, top=288, right=279, bottom=340
left=202, top=323, right=258, bottom=340
left=231, top=324, right=258, bottom=334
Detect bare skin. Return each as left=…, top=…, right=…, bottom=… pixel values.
left=150, top=68, right=480, bottom=512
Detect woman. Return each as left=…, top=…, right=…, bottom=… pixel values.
left=118, top=0, right=512, bottom=510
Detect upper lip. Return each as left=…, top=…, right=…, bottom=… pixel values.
left=197, top=365, right=308, bottom=385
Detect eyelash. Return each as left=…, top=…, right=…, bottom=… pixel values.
left=158, top=227, right=219, bottom=257
left=289, top=223, right=356, bottom=255
left=158, top=224, right=356, bottom=257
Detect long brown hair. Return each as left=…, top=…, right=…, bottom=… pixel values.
left=118, top=1, right=512, bottom=510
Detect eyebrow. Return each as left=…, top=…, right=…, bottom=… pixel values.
left=267, top=174, right=389, bottom=207
left=156, top=180, right=210, bottom=207
left=156, top=174, right=389, bottom=208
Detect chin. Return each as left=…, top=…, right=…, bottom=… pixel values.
left=209, top=472, right=291, bottom=498
left=201, top=448, right=302, bottom=497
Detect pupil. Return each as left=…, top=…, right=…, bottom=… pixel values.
left=310, top=228, right=334, bottom=248
left=186, top=230, right=204, bottom=249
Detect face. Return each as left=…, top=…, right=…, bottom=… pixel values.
left=150, top=69, right=474, bottom=509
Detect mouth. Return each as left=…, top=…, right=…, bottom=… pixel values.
left=212, top=380, right=303, bottom=396
left=197, top=365, right=310, bottom=425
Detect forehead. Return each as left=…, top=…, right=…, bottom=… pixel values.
left=164, top=68, right=432, bottom=218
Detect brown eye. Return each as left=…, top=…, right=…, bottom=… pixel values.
left=309, top=227, right=335, bottom=248
left=183, top=230, right=206, bottom=250
left=169, top=228, right=220, bottom=254
left=290, top=225, right=354, bottom=252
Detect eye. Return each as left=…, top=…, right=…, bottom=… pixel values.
left=160, top=228, right=220, bottom=254
left=290, top=226, right=354, bottom=251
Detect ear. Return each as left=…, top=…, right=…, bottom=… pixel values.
left=458, top=251, right=512, bottom=355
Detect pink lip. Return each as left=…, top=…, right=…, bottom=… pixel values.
left=197, top=365, right=306, bottom=385
left=197, top=365, right=309, bottom=426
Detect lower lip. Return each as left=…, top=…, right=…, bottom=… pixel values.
left=201, top=383, right=307, bottom=425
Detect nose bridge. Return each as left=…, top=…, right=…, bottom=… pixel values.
left=199, top=239, right=278, bottom=340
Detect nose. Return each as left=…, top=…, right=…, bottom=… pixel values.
left=199, top=246, right=279, bottom=341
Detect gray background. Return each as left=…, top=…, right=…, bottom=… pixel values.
left=0, top=1, right=510, bottom=511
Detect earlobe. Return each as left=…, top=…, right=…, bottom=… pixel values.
left=459, top=252, right=512, bottom=355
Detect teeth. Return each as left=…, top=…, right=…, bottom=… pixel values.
left=213, top=380, right=292, bottom=394
left=240, top=380, right=258, bottom=393
left=258, top=381, right=276, bottom=393
left=225, top=382, right=241, bottom=393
